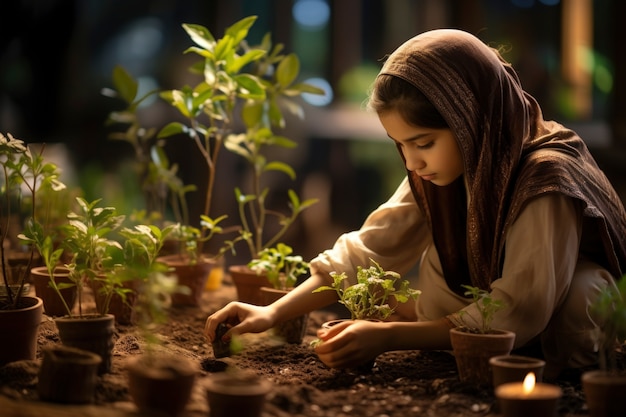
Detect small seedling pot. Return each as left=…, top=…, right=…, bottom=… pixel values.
left=205, top=371, right=272, bottom=417
left=37, top=345, right=101, bottom=404
left=581, top=369, right=626, bottom=417
left=212, top=322, right=232, bottom=358
left=490, top=354, right=546, bottom=388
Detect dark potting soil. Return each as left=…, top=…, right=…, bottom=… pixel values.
left=0, top=279, right=620, bottom=416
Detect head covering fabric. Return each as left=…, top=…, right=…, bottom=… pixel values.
left=378, top=29, right=626, bottom=293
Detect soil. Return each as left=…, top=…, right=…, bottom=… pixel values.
left=0, top=277, right=621, bottom=417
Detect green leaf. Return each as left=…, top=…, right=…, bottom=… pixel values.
left=183, top=23, right=215, bottom=51
left=234, top=74, right=266, bottom=100
left=264, top=161, right=295, bottom=179
left=241, top=102, right=264, bottom=128
left=269, top=135, right=297, bottom=149
left=288, top=82, right=326, bottom=95
left=224, top=15, right=258, bottom=45
left=112, top=65, right=138, bottom=104
left=275, top=53, right=300, bottom=89
left=184, top=46, right=213, bottom=60
left=214, top=36, right=236, bottom=62
left=230, top=49, right=266, bottom=73
left=157, top=122, right=187, bottom=139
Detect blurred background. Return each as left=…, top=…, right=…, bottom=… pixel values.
left=1, top=0, right=624, bottom=263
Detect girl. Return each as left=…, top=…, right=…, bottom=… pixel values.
left=205, top=29, right=626, bottom=379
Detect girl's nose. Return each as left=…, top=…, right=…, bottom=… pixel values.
left=406, top=156, right=425, bottom=172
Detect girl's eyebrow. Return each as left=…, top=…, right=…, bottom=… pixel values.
left=387, top=132, right=430, bottom=143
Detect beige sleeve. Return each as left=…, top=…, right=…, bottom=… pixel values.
left=447, top=193, right=582, bottom=348
left=309, top=176, right=431, bottom=284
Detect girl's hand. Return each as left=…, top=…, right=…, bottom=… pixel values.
left=313, top=320, right=387, bottom=368
left=204, top=301, right=275, bottom=343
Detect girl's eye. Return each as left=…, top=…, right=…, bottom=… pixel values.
left=416, top=141, right=434, bottom=150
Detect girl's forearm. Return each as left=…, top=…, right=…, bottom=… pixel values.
left=379, top=318, right=453, bottom=351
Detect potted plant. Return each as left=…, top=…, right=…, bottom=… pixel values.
left=221, top=29, right=321, bottom=300
left=20, top=219, right=75, bottom=317
left=243, top=242, right=310, bottom=305
left=581, top=274, right=626, bottom=417
left=40, top=197, right=125, bottom=374
left=250, top=242, right=310, bottom=292
left=0, top=132, right=65, bottom=366
left=125, top=265, right=197, bottom=417
left=448, top=284, right=515, bottom=386
left=309, top=259, right=420, bottom=370
left=157, top=215, right=236, bottom=306
left=247, top=243, right=311, bottom=343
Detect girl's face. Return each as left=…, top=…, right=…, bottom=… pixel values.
left=379, top=110, right=464, bottom=186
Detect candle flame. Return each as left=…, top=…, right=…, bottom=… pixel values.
left=523, top=372, right=536, bottom=394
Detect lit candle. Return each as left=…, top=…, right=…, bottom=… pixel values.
left=495, top=372, right=562, bottom=417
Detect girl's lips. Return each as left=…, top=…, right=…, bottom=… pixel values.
left=419, top=174, right=435, bottom=181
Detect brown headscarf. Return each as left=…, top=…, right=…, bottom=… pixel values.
left=378, top=29, right=626, bottom=293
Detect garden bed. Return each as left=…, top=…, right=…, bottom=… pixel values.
left=0, top=276, right=611, bottom=416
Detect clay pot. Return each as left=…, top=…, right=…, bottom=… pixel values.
left=55, top=313, right=116, bottom=374
left=581, top=369, right=626, bottom=417
left=0, top=296, right=43, bottom=366
left=490, top=354, right=546, bottom=388
left=158, top=254, right=216, bottom=306
left=37, top=345, right=101, bottom=404
left=260, top=286, right=309, bottom=344
left=449, top=327, right=516, bottom=386
left=127, top=354, right=197, bottom=417
left=31, top=266, right=77, bottom=317
left=205, top=372, right=272, bottom=417
left=228, top=265, right=271, bottom=305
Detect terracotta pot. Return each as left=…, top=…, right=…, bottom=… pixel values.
left=490, top=354, right=546, bottom=388
left=449, top=327, right=516, bottom=386
left=55, top=313, right=116, bottom=374
left=260, top=286, right=309, bottom=344
left=37, top=345, right=101, bottom=404
left=581, top=369, right=626, bottom=417
left=158, top=254, right=216, bottom=306
left=205, top=372, right=272, bottom=417
left=228, top=265, right=271, bottom=305
left=0, top=296, right=43, bottom=366
left=31, top=266, right=77, bottom=317
left=127, top=354, right=197, bottom=417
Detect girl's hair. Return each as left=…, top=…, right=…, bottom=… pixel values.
left=368, top=74, right=448, bottom=129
